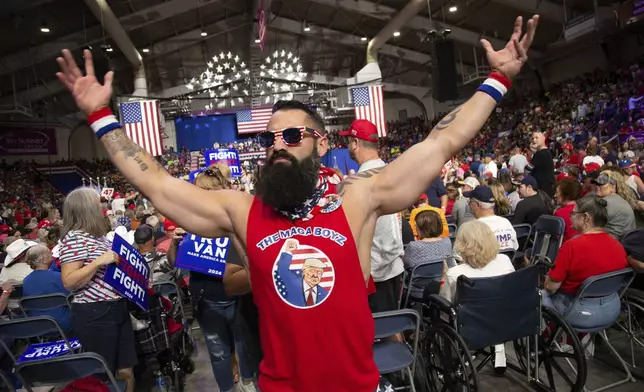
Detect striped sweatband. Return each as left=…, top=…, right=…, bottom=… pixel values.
left=88, top=107, right=121, bottom=139
left=477, top=72, right=511, bottom=103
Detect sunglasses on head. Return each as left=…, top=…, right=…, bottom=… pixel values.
left=258, top=126, right=323, bottom=148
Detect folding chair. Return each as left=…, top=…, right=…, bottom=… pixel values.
left=499, top=248, right=516, bottom=263
left=399, top=261, right=443, bottom=309
left=8, top=285, right=24, bottom=319
left=19, top=293, right=71, bottom=320
left=513, top=223, right=532, bottom=244
left=445, top=215, right=454, bottom=224
left=0, top=316, right=72, bottom=365
left=16, top=352, right=125, bottom=392
left=527, top=215, right=565, bottom=266
left=373, top=309, right=420, bottom=392
left=559, top=268, right=636, bottom=392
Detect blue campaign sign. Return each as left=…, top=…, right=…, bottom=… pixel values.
left=176, top=234, right=230, bottom=277
left=17, top=338, right=81, bottom=363
left=104, top=234, right=150, bottom=310
left=204, top=149, right=242, bottom=178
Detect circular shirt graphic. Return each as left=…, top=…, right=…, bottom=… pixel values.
left=272, top=239, right=335, bottom=309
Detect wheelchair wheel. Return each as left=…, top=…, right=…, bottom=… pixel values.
left=513, top=306, right=586, bottom=392
left=424, top=322, right=479, bottom=392
left=180, top=357, right=195, bottom=374
left=611, top=290, right=644, bottom=371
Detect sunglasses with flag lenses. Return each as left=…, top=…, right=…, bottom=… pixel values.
left=258, top=127, right=322, bottom=148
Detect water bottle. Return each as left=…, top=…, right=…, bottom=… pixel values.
left=333, top=156, right=339, bottom=170
left=154, top=371, right=169, bottom=392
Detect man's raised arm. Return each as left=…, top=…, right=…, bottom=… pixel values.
left=342, top=16, right=539, bottom=216
left=56, top=49, right=238, bottom=238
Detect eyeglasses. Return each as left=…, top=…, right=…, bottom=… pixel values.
left=258, top=126, right=323, bottom=148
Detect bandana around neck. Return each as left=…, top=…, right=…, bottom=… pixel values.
left=277, top=167, right=343, bottom=222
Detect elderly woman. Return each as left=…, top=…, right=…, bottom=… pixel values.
left=58, top=187, right=136, bottom=392
left=544, top=197, right=628, bottom=328
left=167, top=164, right=259, bottom=392
left=441, top=220, right=515, bottom=374
left=403, top=210, right=453, bottom=298
left=22, top=244, right=71, bottom=333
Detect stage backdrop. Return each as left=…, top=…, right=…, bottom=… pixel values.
left=321, top=148, right=359, bottom=176
left=0, top=128, right=57, bottom=155
left=175, top=114, right=238, bottom=151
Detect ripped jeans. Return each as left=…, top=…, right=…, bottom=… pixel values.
left=197, top=299, right=254, bottom=392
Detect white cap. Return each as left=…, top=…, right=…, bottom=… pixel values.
left=460, top=177, right=480, bottom=189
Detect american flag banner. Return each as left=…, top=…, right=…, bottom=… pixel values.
left=119, top=100, right=163, bottom=156
left=351, top=85, right=386, bottom=137
left=273, top=244, right=334, bottom=300
left=236, top=107, right=273, bottom=134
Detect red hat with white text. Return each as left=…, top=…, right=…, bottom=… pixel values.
left=338, top=119, right=380, bottom=143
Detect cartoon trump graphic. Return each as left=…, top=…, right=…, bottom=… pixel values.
left=273, top=238, right=332, bottom=308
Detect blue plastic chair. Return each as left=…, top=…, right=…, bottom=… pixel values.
left=560, top=268, right=636, bottom=392
left=16, top=352, right=126, bottom=392
left=513, top=223, right=532, bottom=243
left=400, top=260, right=444, bottom=309
left=373, top=309, right=420, bottom=392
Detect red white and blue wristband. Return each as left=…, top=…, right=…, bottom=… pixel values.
left=477, top=72, right=511, bottom=103
left=88, top=107, right=120, bottom=139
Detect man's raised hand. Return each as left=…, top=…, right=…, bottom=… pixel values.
left=480, top=15, right=539, bottom=80
left=56, top=49, right=114, bottom=115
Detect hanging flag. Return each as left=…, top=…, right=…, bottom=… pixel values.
left=236, top=107, right=273, bottom=134
left=351, top=85, right=386, bottom=137
left=119, top=100, right=163, bottom=156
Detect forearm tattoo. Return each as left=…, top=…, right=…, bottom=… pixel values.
left=104, top=129, right=163, bottom=173
left=336, top=167, right=383, bottom=197
left=433, top=106, right=462, bottom=131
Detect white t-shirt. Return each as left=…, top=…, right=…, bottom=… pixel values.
left=484, top=161, right=498, bottom=178
left=509, top=154, right=528, bottom=173
left=111, top=198, right=126, bottom=213
left=441, top=254, right=515, bottom=302
left=478, top=215, right=519, bottom=250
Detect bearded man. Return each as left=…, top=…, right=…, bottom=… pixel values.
left=54, top=14, right=539, bottom=392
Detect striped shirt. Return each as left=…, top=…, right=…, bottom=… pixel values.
left=59, top=231, right=121, bottom=303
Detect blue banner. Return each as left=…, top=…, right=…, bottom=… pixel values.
left=176, top=234, right=230, bottom=277
left=105, top=234, right=150, bottom=310
left=17, top=338, right=81, bottom=363
left=175, top=113, right=238, bottom=150
left=204, top=149, right=242, bottom=178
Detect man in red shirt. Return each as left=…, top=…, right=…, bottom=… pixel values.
left=55, top=14, right=539, bottom=392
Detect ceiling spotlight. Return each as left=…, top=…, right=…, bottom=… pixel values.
left=304, top=26, right=311, bottom=32
left=254, top=38, right=261, bottom=43
left=449, top=5, right=458, bottom=12
left=106, top=47, right=113, bottom=52
left=428, top=29, right=437, bottom=36
left=441, top=28, right=452, bottom=37
left=40, top=23, right=50, bottom=33
left=393, top=31, right=401, bottom=37
left=142, top=48, right=150, bottom=53
left=361, top=36, right=367, bottom=41
left=201, top=31, right=207, bottom=37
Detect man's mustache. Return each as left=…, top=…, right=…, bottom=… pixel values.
left=268, top=150, right=297, bottom=165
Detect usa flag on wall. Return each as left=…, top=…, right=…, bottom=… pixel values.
left=119, top=100, right=163, bottom=156
left=351, top=85, right=387, bottom=137
left=236, top=107, right=273, bottom=134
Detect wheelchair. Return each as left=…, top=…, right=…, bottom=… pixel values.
left=422, top=265, right=587, bottom=392
left=606, top=287, right=644, bottom=377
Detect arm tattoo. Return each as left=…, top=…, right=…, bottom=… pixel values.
left=103, top=129, right=161, bottom=173
left=337, top=167, right=383, bottom=197
left=434, top=106, right=462, bottom=131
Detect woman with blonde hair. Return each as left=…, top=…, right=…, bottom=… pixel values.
left=58, top=187, right=136, bottom=392
left=441, top=220, right=515, bottom=374
left=167, top=163, right=259, bottom=392
left=487, top=178, right=512, bottom=216
left=600, top=169, right=644, bottom=211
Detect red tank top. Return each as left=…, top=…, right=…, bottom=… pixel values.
left=246, top=196, right=379, bottom=392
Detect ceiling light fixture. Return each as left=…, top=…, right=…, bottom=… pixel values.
left=304, top=26, right=311, bottom=32
left=449, top=5, right=458, bottom=12
left=393, top=31, right=401, bottom=37
left=201, top=31, right=207, bottom=37
left=106, top=47, right=113, bottom=52
left=142, top=48, right=150, bottom=53
left=254, top=38, right=261, bottom=43
left=40, top=21, right=50, bottom=33
left=361, top=36, right=367, bottom=41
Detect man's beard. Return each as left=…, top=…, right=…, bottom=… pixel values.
left=256, top=147, right=321, bottom=211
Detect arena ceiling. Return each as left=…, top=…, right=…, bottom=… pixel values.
left=0, top=0, right=611, bottom=121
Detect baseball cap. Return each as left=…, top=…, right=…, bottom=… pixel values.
left=338, top=119, right=379, bottom=143
left=134, top=224, right=154, bottom=245
left=520, top=175, right=539, bottom=189
left=619, top=159, right=636, bottom=169
left=458, top=177, right=480, bottom=189
left=592, top=173, right=617, bottom=186
left=164, top=218, right=178, bottom=232
left=463, top=186, right=495, bottom=203
left=583, top=162, right=601, bottom=174
left=556, top=172, right=571, bottom=182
